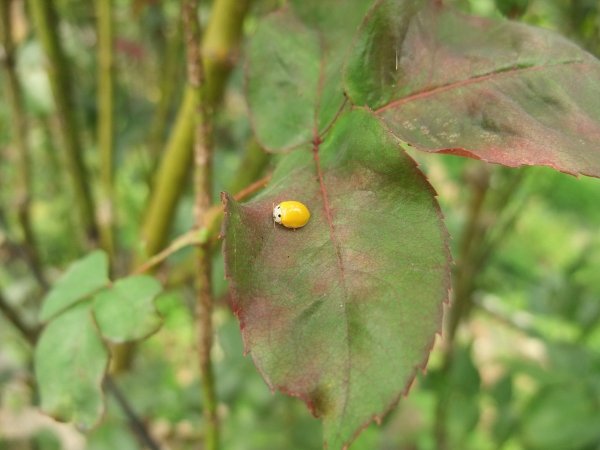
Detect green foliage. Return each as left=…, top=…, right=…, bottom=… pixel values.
left=93, top=275, right=162, bottom=343
left=35, top=302, right=109, bottom=430
left=39, top=250, right=109, bottom=322
left=1, top=0, right=600, bottom=449
left=33, top=252, right=163, bottom=431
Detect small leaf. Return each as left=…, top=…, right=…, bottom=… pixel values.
left=40, top=251, right=109, bottom=322
left=35, top=302, right=108, bottom=430
left=222, top=109, right=450, bottom=449
left=346, top=1, right=600, bottom=177
left=93, top=276, right=163, bottom=343
left=246, top=0, right=373, bottom=151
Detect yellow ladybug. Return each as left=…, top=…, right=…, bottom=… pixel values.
left=273, top=201, right=311, bottom=229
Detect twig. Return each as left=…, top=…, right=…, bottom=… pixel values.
left=133, top=173, right=271, bottom=275
left=0, top=290, right=39, bottom=343
left=133, top=228, right=207, bottom=274
left=0, top=0, right=48, bottom=290
left=96, top=0, right=116, bottom=261
left=183, top=0, right=219, bottom=449
left=103, top=377, right=163, bottom=450
left=233, top=172, right=271, bottom=201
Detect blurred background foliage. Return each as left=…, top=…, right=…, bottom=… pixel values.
left=0, top=0, right=599, bottom=449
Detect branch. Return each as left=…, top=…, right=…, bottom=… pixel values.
left=96, top=0, right=116, bottom=261
left=0, top=290, right=39, bottom=343
left=140, top=0, right=251, bottom=261
left=0, top=0, right=48, bottom=290
left=133, top=173, right=271, bottom=275
left=27, top=0, right=99, bottom=244
left=103, top=377, right=163, bottom=450
left=183, top=0, right=219, bottom=448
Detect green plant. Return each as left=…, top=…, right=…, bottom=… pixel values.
left=1, top=0, right=600, bottom=449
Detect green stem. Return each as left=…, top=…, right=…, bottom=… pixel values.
left=435, top=164, right=491, bottom=450
left=147, top=19, right=184, bottom=163
left=183, top=0, right=218, bottom=447
left=28, top=0, right=99, bottom=244
left=0, top=0, right=47, bottom=289
left=96, top=0, right=116, bottom=262
left=140, top=0, right=250, bottom=260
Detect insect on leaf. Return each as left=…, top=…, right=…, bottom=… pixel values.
left=222, top=109, right=450, bottom=449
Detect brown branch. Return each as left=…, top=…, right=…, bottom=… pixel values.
left=183, top=1, right=219, bottom=449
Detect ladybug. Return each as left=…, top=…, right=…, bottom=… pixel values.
left=273, top=201, right=311, bottom=229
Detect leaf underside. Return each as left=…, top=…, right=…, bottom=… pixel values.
left=35, top=302, right=108, bottom=431
left=223, top=109, right=450, bottom=449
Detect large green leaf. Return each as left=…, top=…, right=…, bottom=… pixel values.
left=246, top=0, right=374, bottom=151
left=40, top=250, right=109, bottom=322
left=35, top=302, right=109, bottom=430
left=222, top=109, right=450, bottom=449
left=346, top=1, right=600, bottom=177
left=92, top=275, right=163, bottom=343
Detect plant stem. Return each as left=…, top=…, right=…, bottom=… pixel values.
left=435, top=163, right=491, bottom=450
left=0, top=290, right=39, bottom=342
left=0, top=0, right=47, bottom=290
left=140, top=0, right=250, bottom=260
left=27, top=0, right=99, bottom=244
left=96, top=0, right=116, bottom=262
left=183, top=0, right=218, bottom=448
left=103, top=377, right=163, bottom=450
left=147, top=18, right=184, bottom=163
left=133, top=173, right=271, bottom=275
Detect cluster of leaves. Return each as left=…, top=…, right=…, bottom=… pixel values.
left=35, top=251, right=162, bottom=430
left=221, top=0, right=600, bottom=448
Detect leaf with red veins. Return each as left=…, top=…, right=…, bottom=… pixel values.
left=222, top=109, right=450, bottom=449
left=245, top=0, right=376, bottom=152
left=345, top=1, right=600, bottom=177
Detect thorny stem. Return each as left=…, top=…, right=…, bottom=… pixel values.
left=0, top=0, right=47, bottom=290
left=183, top=0, right=219, bottom=448
left=140, top=0, right=250, bottom=261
